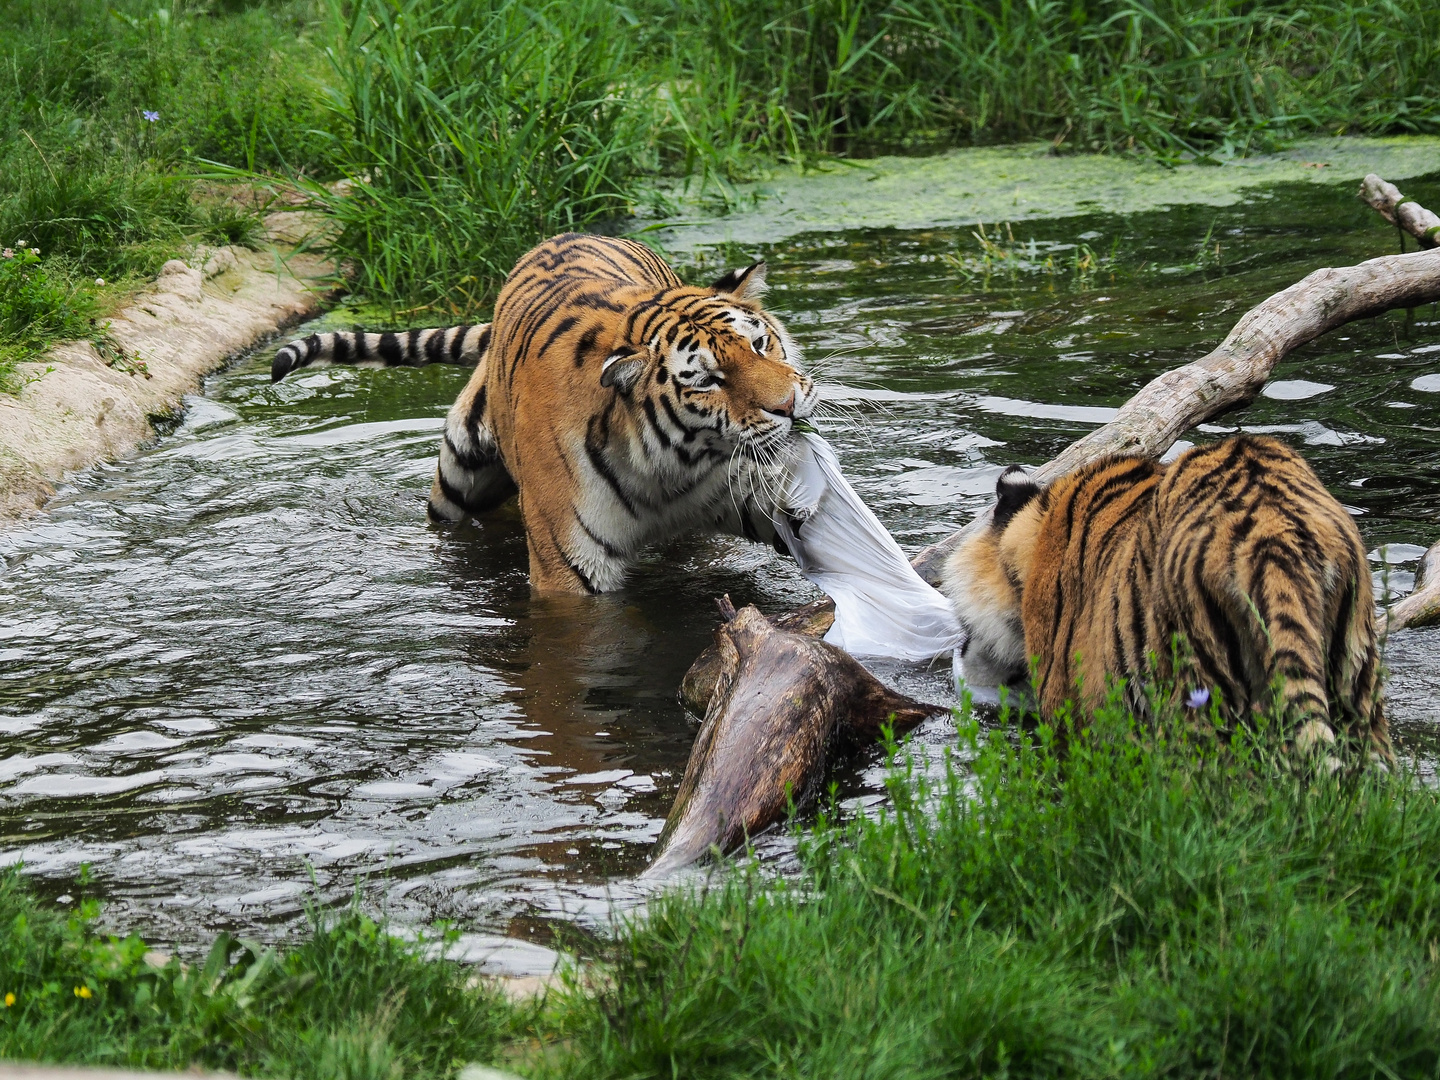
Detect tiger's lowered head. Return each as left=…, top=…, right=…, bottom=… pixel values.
left=942, top=436, right=1389, bottom=760
left=272, top=233, right=820, bottom=594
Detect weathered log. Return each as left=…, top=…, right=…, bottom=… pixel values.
left=679, top=596, right=835, bottom=716
left=1360, top=174, right=1440, bottom=249
left=912, top=180, right=1440, bottom=633
left=648, top=600, right=936, bottom=877
left=1390, top=541, right=1440, bottom=631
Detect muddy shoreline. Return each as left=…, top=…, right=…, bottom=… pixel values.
left=0, top=244, right=332, bottom=523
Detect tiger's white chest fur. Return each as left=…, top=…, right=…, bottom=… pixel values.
left=564, top=423, right=797, bottom=593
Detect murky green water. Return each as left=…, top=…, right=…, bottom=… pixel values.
left=4, top=176, right=1440, bottom=965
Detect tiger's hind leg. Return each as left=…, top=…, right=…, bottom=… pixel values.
left=427, top=339, right=517, bottom=522
left=1326, top=559, right=1391, bottom=765
left=1242, top=510, right=1390, bottom=765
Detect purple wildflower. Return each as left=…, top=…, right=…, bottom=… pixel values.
left=142, top=110, right=160, bottom=123
left=1186, top=687, right=1211, bottom=709
left=2, top=249, right=12, bottom=259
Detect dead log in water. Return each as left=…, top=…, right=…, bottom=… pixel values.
left=678, top=597, right=836, bottom=717
left=648, top=599, right=936, bottom=877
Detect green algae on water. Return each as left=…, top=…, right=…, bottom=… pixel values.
left=641, top=136, right=1440, bottom=252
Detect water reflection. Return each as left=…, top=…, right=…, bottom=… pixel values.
left=3, top=175, right=1439, bottom=961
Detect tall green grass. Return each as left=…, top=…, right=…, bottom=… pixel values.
left=639, top=0, right=1440, bottom=171
left=298, top=0, right=643, bottom=315
left=547, top=697, right=1440, bottom=1078
left=304, top=0, right=1440, bottom=313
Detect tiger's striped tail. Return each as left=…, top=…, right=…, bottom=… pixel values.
left=270, top=325, right=491, bottom=382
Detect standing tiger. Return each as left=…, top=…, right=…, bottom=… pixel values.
left=271, top=233, right=818, bottom=594
left=942, top=435, right=1389, bottom=759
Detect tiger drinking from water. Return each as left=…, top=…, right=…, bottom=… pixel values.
left=942, top=435, right=1389, bottom=760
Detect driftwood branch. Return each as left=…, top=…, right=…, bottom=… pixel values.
left=1390, top=541, right=1440, bottom=631
left=1360, top=174, right=1440, bottom=249
left=914, top=178, right=1440, bottom=633
left=649, top=600, right=937, bottom=876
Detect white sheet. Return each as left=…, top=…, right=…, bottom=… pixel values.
left=772, top=434, right=966, bottom=661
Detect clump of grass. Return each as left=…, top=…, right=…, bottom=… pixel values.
left=0, top=246, right=96, bottom=392
left=547, top=692, right=1440, bottom=1078
left=638, top=0, right=1440, bottom=170
left=299, top=0, right=643, bottom=316
left=941, top=222, right=1122, bottom=291
left=0, top=870, right=517, bottom=1077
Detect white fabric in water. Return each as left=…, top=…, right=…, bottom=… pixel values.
left=772, top=434, right=966, bottom=661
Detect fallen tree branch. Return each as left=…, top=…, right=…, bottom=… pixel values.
left=1360, top=174, right=1440, bottom=249
left=913, top=179, right=1440, bottom=633
left=649, top=598, right=937, bottom=877
left=1389, top=541, right=1440, bottom=631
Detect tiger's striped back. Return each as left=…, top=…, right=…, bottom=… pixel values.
left=1151, top=436, right=1384, bottom=754
left=943, top=435, right=1388, bottom=759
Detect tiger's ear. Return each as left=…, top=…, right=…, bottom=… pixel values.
left=710, top=261, right=768, bottom=302
left=600, top=345, right=647, bottom=395
left=993, top=466, right=1040, bottom=530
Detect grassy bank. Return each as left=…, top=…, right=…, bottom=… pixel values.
left=0, top=0, right=332, bottom=390
left=547, top=700, right=1440, bottom=1078
left=0, top=870, right=516, bottom=1076
left=9, top=695, right=1440, bottom=1077
left=5, top=0, right=1440, bottom=374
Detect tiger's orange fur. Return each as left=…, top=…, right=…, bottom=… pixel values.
left=943, top=436, right=1388, bottom=758
left=273, top=233, right=818, bottom=594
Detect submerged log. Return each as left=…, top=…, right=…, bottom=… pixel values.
left=649, top=599, right=935, bottom=877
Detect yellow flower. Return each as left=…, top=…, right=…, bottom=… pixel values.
left=3, top=992, right=14, bottom=1007
left=73, top=985, right=92, bottom=999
